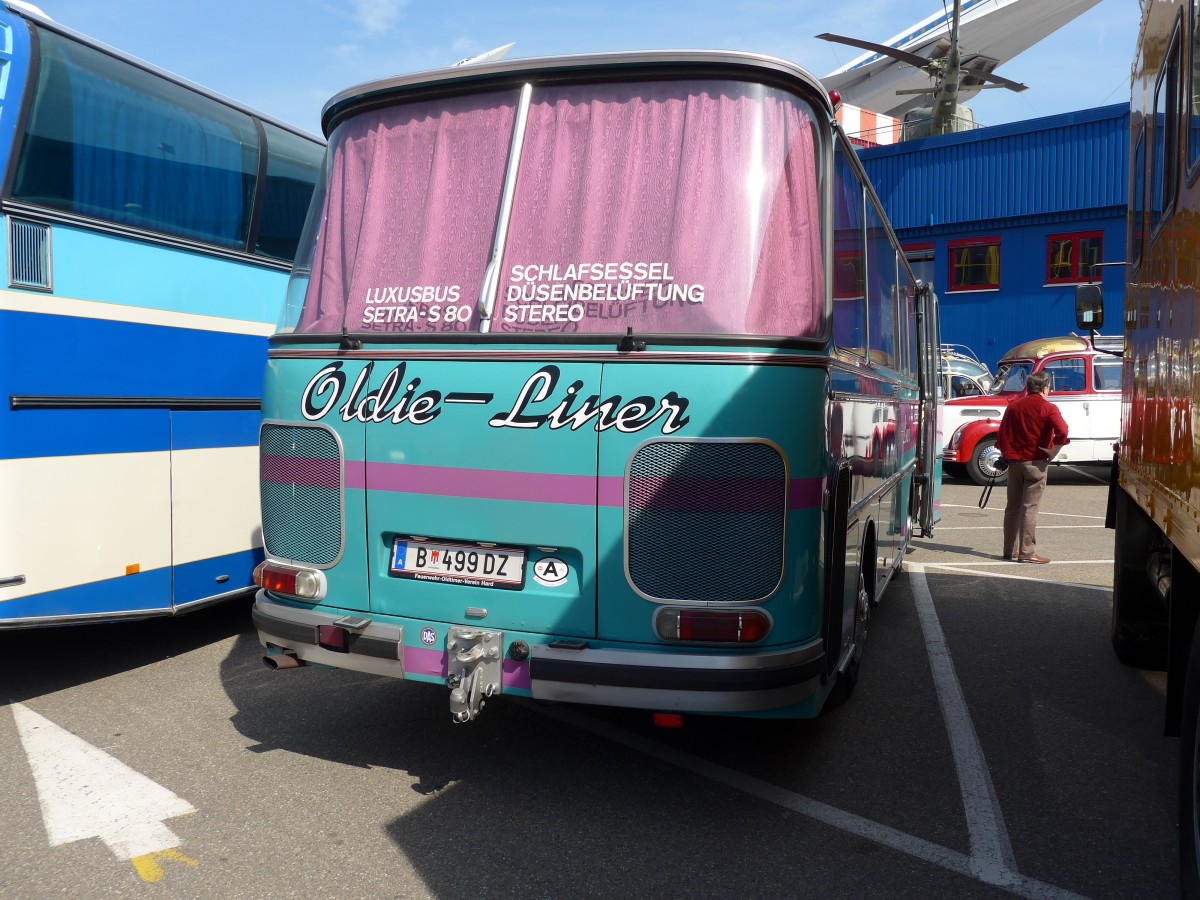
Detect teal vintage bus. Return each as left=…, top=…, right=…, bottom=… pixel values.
left=251, top=50, right=942, bottom=722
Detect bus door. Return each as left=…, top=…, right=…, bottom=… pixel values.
left=595, top=360, right=827, bottom=646
left=360, top=359, right=601, bottom=639
left=914, top=284, right=942, bottom=535
left=169, top=409, right=263, bottom=608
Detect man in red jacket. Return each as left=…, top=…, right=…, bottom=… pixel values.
left=996, top=371, right=1070, bottom=563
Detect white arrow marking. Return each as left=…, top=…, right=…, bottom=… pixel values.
left=11, top=703, right=195, bottom=859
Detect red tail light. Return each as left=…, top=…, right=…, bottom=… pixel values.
left=253, top=561, right=325, bottom=601
left=656, top=608, right=771, bottom=643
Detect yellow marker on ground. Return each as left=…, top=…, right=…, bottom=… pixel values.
left=132, top=848, right=199, bottom=883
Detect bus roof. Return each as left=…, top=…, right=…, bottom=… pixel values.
left=1000, top=335, right=1092, bottom=361
left=3, top=1, right=321, bottom=143
left=320, top=49, right=833, bottom=136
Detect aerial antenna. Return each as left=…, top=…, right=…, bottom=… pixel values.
left=454, top=42, right=516, bottom=67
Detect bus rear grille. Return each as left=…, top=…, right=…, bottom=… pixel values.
left=627, top=440, right=787, bottom=603
left=260, top=424, right=343, bottom=566
left=9, top=219, right=51, bottom=290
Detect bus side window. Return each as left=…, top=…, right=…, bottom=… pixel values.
left=952, top=375, right=981, bottom=397
left=11, top=27, right=260, bottom=251
left=865, top=195, right=897, bottom=369
left=1094, top=359, right=1123, bottom=391
left=832, top=139, right=866, bottom=357
left=1043, top=357, right=1086, bottom=393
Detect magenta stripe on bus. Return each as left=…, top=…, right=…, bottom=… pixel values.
left=629, top=476, right=786, bottom=513
left=346, top=461, right=822, bottom=510
left=405, top=644, right=531, bottom=689
left=260, top=454, right=340, bottom=488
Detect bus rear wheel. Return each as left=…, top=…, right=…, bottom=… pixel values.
left=827, top=542, right=874, bottom=708
left=1112, top=489, right=1168, bottom=667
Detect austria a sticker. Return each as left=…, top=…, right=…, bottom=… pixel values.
left=533, top=557, right=569, bottom=588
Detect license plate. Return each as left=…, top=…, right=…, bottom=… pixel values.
left=390, top=537, right=525, bottom=590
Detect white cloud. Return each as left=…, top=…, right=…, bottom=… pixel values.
left=351, top=0, right=405, bottom=35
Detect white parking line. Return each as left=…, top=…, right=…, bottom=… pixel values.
left=1059, top=465, right=1111, bottom=486
left=920, top=560, right=1114, bottom=567
left=918, top=564, right=1112, bottom=592
left=530, top=562, right=1091, bottom=899
left=941, top=504, right=1106, bottom=520
left=534, top=699, right=1085, bottom=899
left=932, top=526, right=1105, bottom=531
left=908, top=563, right=1018, bottom=886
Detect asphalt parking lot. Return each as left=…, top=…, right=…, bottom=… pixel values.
left=0, top=463, right=1179, bottom=899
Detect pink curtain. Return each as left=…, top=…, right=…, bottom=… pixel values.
left=296, top=80, right=824, bottom=339
left=494, top=81, right=823, bottom=337
left=298, top=92, right=517, bottom=334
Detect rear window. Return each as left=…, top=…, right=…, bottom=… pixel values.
left=285, top=78, right=824, bottom=339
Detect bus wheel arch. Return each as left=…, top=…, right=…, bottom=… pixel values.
left=828, top=521, right=875, bottom=709
left=1112, top=488, right=1169, bottom=667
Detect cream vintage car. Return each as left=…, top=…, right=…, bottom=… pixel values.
left=941, top=334, right=1123, bottom=485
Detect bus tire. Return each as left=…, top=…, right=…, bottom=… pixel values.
left=968, top=437, right=1007, bottom=486
left=1180, top=615, right=1200, bottom=896
left=1112, top=489, right=1168, bottom=668
left=827, top=538, right=874, bottom=709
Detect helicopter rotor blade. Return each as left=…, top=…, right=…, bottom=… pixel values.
left=976, top=70, right=1029, bottom=92
left=815, top=33, right=932, bottom=71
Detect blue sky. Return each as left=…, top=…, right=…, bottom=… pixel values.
left=42, top=0, right=1138, bottom=138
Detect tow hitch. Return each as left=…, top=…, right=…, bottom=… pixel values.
left=446, top=627, right=503, bottom=723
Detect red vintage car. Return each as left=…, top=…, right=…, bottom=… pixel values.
left=941, top=335, right=1123, bottom=485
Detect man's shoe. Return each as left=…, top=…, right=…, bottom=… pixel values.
left=1001, top=553, right=1016, bottom=561
left=1018, top=554, right=1050, bottom=564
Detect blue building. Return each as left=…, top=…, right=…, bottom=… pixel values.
left=858, top=103, right=1129, bottom=371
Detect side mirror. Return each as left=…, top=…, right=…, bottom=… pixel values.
left=1075, top=283, right=1104, bottom=331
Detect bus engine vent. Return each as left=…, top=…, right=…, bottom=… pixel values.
left=260, top=423, right=343, bottom=567
left=626, top=440, right=786, bottom=603
left=8, top=219, right=51, bottom=291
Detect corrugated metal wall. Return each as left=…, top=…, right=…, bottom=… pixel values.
left=859, top=104, right=1128, bottom=230
left=858, top=104, right=1129, bottom=371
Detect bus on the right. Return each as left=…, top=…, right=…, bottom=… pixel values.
left=1076, top=1, right=1200, bottom=891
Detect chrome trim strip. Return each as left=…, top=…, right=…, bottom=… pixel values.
left=0, top=576, right=26, bottom=588
left=528, top=638, right=825, bottom=712
left=478, top=82, right=532, bottom=333
left=253, top=596, right=404, bottom=665
left=11, top=396, right=260, bottom=411
left=0, top=606, right=173, bottom=628
left=530, top=638, right=823, bottom=671
left=322, top=50, right=832, bottom=134
left=267, top=347, right=834, bottom=367
left=847, top=458, right=918, bottom=521
left=1, top=201, right=293, bottom=271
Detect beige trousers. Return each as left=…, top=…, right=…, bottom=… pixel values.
left=1002, top=459, right=1049, bottom=558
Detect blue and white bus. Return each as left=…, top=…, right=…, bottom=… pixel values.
left=252, top=50, right=942, bottom=722
left=0, top=3, right=323, bottom=627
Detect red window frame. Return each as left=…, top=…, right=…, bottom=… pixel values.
left=948, top=237, right=1000, bottom=292
left=1045, top=231, right=1103, bottom=285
